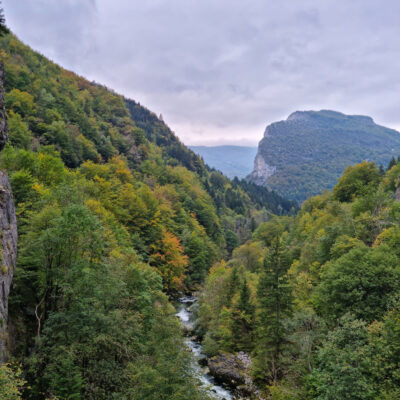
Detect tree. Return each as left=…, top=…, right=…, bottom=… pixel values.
left=150, top=229, right=188, bottom=293
left=232, top=241, right=263, bottom=272
left=184, top=231, right=210, bottom=286
left=225, top=229, right=239, bottom=256
left=5, top=89, right=36, bottom=118
left=225, top=265, right=240, bottom=307
left=367, top=307, right=400, bottom=397
left=231, top=279, right=255, bottom=352
left=308, top=315, right=376, bottom=400
left=253, top=235, right=293, bottom=384
left=333, top=161, right=381, bottom=202
left=314, top=246, right=400, bottom=323
left=0, top=3, right=9, bottom=37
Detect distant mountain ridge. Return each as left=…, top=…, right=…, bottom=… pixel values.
left=248, top=110, right=400, bottom=202
left=189, top=145, right=257, bottom=179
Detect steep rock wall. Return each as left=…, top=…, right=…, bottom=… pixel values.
left=0, top=62, right=17, bottom=362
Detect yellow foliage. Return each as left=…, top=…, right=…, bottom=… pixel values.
left=150, top=229, right=188, bottom=292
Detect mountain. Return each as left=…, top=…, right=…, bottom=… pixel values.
left=189, top=145, right=257, bottom=179
left=248, top=110, right=400, bottom=202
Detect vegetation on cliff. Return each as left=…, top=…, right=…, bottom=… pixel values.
left=249, top=110, right=400, bottom=203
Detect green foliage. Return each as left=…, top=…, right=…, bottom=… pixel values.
left=333, top=161, right=381, bottom=202
left=314, top=246, right=400, bottom=323
left=200, top=158, right=400, bottom=398
left=231, top=279, right=254, bottom=351
left=0, top=4, right=9, bottom=37
left=6, top=170, right=210, bottom=399
left=9, top=169, right=36, bottom=205
left=0, top=364, right=25, bottom=400
left=308, top=315, right=376, bottom=400
left=253, top=237, right=293, bottom=384
left=7, top=111, right=32, bottom=149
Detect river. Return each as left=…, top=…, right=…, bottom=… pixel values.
left=176, top=296, right=234, bottom=400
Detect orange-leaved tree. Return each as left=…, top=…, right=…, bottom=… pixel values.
left=150, top=229, right=188, bottom=293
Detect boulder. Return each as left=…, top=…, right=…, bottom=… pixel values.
left=208, top=352, right=247, bottom=388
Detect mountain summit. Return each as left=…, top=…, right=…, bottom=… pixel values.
left=248, top=110, right=400, bottom=202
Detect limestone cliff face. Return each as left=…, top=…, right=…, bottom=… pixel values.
left=0, top=172, right=17, bottom=361
left=0, top=62, right=17, bottom=362
left=248, top=152, right=276, bottom=186
left=0, top=63, right=8, bottom=150
left=247, top=125, right=277, bottom=186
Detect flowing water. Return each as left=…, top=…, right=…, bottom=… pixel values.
left=176, top=296, right=234, bottom=400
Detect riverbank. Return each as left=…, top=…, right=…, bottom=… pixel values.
left=176, top=296, right=234, bottom=400
left=176, top=296, right=265, bottom=400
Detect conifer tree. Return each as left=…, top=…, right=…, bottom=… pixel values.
left=253, top=235, right=293, bottom=384
left=226, top=265, right=239, bottom=307
left=231, top=278, right=254, bottom=352
left=0, top=3, right=9, bottom=37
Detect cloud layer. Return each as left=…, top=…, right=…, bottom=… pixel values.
left=4, top=0, right=400, bottom=145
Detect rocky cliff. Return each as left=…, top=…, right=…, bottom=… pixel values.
left=0, top=62, right=17, bottom=362
left=0, top=62, right=7, bottom=149
left=248, top=110, right=400, bottom=203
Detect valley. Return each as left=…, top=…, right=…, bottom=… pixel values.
left=189, top=145, right=257, bottom=180
left=1, top=5, right=400, bottom=400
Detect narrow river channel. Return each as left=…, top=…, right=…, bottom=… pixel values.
left=176, top=296, right=234, bottom=400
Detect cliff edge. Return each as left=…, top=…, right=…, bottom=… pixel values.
left=0, top=62, right=17, bottom=362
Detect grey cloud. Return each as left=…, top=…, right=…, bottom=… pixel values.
left=4, top=0, right=400, bottom=145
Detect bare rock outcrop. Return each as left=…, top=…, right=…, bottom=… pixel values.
left=0, top=62, right=17, bottom=362
left=0, top=172, right=17, bottom=361
left=248, top=152, right=277, bottom=186
left=0, top=63, right=8, bottom=150
left=208, top=352, right=266, bottom=399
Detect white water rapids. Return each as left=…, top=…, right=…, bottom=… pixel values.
left=176, top=296, right=233, bottom=400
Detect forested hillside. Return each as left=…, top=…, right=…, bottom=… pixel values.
left=249, top=110, right=400, bottom=202
left=0, top=32, right=295, bottom=399
left=199, top=160, right=400, bottom=399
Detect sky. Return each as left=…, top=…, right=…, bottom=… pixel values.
left=3, top=0, right=400, bottom=146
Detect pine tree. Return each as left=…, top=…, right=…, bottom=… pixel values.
left=231, top=279, right=254, bottom=352
left=250, top=217, right=257, bottom=232
left=253, top=235, right=293, bottom=384
left=225, top=265, right=240, bottom=307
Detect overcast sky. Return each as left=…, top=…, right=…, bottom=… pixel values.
left=4, top=0, right=400, bottom=146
